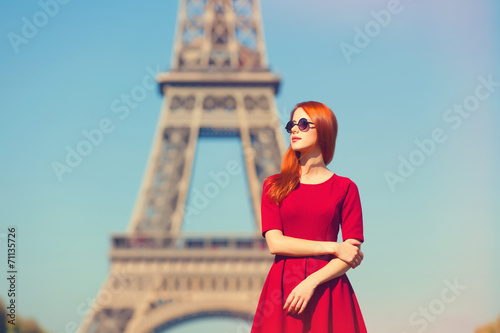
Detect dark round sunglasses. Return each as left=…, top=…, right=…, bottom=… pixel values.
left=285, top=118, right=314, bottom=133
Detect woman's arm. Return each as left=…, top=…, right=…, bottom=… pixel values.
left=265, top=229, right=363, bottom=268
left=283, top=240, right=362, bottom=314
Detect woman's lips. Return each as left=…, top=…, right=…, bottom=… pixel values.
left=291, top=137, right=301, bottom=142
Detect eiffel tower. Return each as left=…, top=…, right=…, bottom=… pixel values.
left=79, top=0, right=285, bottom=332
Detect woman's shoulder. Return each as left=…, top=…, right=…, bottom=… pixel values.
left=333, top=173, right=359, bottom=190
left=264, top=173, right=280, bottom=184
left=261, top=174, right=280, bottom=193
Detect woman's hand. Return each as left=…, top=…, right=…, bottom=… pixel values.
left=283, top=278, right=317, bottom=315
left=334, top=239, right=364, bottom=268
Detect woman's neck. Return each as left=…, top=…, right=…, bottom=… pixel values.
left=299, top=150, right=327, bottom=177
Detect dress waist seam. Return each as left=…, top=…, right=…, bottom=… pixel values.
left=274, top=254, right=334, bottom=262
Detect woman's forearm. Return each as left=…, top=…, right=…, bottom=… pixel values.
left=306, top=258, right=351, bottom=288
left=283, top=258, right=358, bottom=315
left=265, top=230, right=337, bottom=257
left=264, top=230, right=363, bottom=267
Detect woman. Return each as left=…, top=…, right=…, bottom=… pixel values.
left=250, top=101, right=367, bottom=332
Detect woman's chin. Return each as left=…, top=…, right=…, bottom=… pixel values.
left=290, top=142, right=309, bottom=152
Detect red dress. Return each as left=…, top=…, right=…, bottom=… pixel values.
left=251, top=173, right=367, bottom=333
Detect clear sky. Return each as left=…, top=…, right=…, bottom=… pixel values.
left=0, top=0, right=499, bottom=332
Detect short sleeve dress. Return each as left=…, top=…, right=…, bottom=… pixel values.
left=251, top=173, right=367, bottom=333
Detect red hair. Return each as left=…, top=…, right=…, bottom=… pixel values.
left=265, top=101, right=338, bottom=205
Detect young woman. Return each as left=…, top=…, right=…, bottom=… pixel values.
left=251, top=101, right=367, bottom=332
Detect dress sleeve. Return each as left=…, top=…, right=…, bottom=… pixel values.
left=260, top=178, right=283, bottom=238
left=340, top=181, right=364, bottom=243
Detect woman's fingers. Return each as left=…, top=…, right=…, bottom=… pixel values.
left=346, top=239, right=362, bottom=247
left=294, top=300, right=303, bottom=314
left=338, top=241, right=363, bottom=266
left=351, top=250, right=365, bottom=268
left=290, top=297, right=311, bottom=314
left=289, top=298, right=300, bottom=313
left=283, top=296, right=292, bottom=310
left=284, top=294, right=307, bottom=314
left=287, top=299, right=297, bottom=313
left=290, top=298, right=305, bottom=314
left=284, top=294, right=298, bottom=312
left=350, top=256, right=360, bottom=268
left=284, top=279, right=315, bottom=315
left=297, top=299, right=308, bottom=314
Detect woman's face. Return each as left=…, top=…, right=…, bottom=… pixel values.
left=289, top=107, right=318, bottom=153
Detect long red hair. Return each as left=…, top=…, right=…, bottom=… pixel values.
left=266, top=101, right=338, bottom=206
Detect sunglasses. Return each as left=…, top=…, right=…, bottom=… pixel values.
left=285, top=118, right=314, bottom=133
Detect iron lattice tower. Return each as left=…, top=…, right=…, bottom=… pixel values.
left=80, top=0, right=285, bottom=331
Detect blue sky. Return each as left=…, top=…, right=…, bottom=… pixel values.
left=0, top=0, right=499, bottom=332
